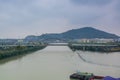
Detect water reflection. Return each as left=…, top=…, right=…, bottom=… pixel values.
left=0, top=54, right=25, bottom=65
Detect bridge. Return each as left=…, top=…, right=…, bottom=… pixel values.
left=0, top=43, right=117, bottom=47
left=48, top=43, right=68, bottom=46
left=47, top=43, right=117, bottom=47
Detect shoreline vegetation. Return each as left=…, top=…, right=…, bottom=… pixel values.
left=0, top=45, right=46, bottom=60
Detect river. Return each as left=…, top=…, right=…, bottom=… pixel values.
left=0, top=46, right=120, bottom=80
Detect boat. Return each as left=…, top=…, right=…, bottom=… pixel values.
left=70, top=72, right=104, bottom=80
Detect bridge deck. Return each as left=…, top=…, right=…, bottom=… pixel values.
left=48, top=43, right=68, bottom=46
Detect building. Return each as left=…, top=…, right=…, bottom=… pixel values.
left=74, top=38, right=114, bottom=43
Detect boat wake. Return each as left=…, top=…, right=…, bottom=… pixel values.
left=76, top=52, right=120, bottom=68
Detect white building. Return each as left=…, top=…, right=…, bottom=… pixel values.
left=74, top=38, right=114, bottom=43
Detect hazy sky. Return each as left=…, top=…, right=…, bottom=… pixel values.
left=0, top=0, right=120, bottom=38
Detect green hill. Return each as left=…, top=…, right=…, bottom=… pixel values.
left=24, top=27, right=119, bottom=42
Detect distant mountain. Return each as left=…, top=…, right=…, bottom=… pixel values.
left=24, top=35, right=39, bottom=42
left=61, top=27, right=119, bottom=39
left=24, top=27, right=119, bottom=42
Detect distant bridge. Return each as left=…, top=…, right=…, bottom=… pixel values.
left=0, top=43, right=118, bottom=47
left=48, top=43, right=117, bottom=47
left=48, top=43, right=68, bottom=46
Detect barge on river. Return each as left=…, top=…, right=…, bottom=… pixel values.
left=70, top=72, right=104, bottom=80
left=70, top=72, right=120, bottom=80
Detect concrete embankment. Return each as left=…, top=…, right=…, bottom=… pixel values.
left=69, top=44, right=120, bottom=52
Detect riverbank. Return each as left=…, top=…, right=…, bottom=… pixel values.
left=68, top=43, right=120, bottom=52
left=0, top=45, right=46, bottom=60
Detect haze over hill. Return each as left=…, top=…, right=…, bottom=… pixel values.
left=24, top=27, right=120, bottom=42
